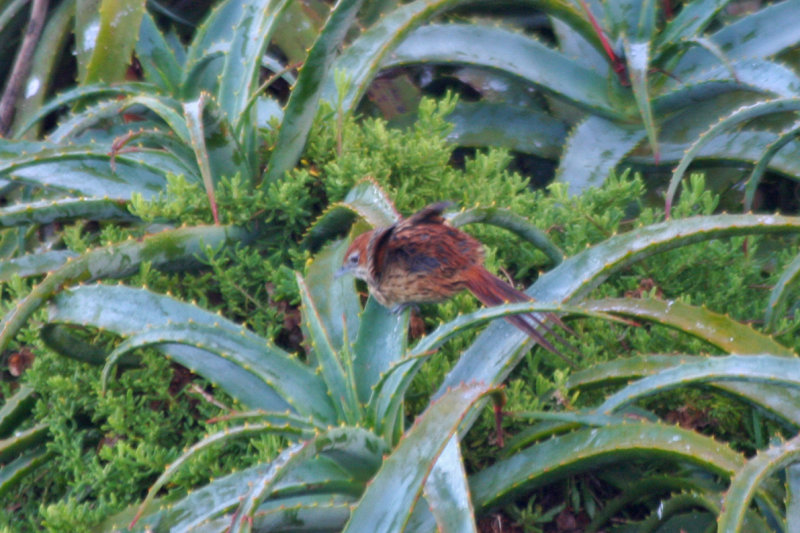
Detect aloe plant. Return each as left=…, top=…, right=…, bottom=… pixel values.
left=0, top=180, right=777, bottom=531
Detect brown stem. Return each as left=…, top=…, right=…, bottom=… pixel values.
left=0, top=0, right=49, bottom=136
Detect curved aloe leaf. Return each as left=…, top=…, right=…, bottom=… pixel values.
left=672, top=0, right=800, bottom=78
left=583, top=298, right=794, bottom=356
left=567, top=354, right=800, bottom=430
left=131, top=423, right=308, bottom=528
left=624, top=38, right=658, bottom=161
left=446, top=101, right=567, bottom=159
left=0, top=250, right=78, bottom=281
left=135, top=11, right=181, bottom=94
left=555, top=115, right=646, bottom=195
left=666, top=98, right=800, bottom=216
left=343, top=382, right=493, bottom=533
left=83, top=0, right=147, bottom=84
left=0, top=447, right=49, bottom=500
left=654, top=0, right=730, bottom=49
left=598, top=355, right=800, bottom=419
left=0, top=385, right=36, bottom=438
left=111, top=462, right=356, bottom=532
left=15, top=81, right=158, bottom=137
left=448, top=204, right=565, bottom=266
left=719, top=433, right=800, bottom=533
left=217, top=0, right=291, bottom=124
left=297, top=272, right=360, bottom=424
left=46, top=285, right=314, bottom=417
left=745, top=121, right=800, bottom=211
left=0, top=424, right=48, bottom=463
left=0, top=224, right=252, bottom=353
left=302, top=178, right=399, bottom=251
left=264, top=0, right=364, bottom=183
left=0, top=197, right=133, bottom=227
left=765, top=250, right=800, bottom=332
left=305, top=239, right=363, bottom=352
left=470, top=422, right=743, bottom=510
left=382, top=24, right=623, bottom=119
left=789, top=464, right=800, bottom=532
left=99, top=322, right=334, bottom=422
left=319, top=0, right=463, bottom=113
left=421, top=437, right=476, bottom=533
left=0, top=143, right=169, bottom=199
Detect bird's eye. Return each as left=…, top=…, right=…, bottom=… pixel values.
left=348, top=253, right=359, bottom=264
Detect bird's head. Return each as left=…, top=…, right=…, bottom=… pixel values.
left=336, top=231, right=373, bottom=280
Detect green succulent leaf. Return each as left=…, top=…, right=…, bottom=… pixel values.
left=343, top=382, right=493, bottom=533
left=470, top=422, right=744, bottom=510
left=598, top=355, right=800, bottom=420
left=583, top=298, right=794, bottom=356
left=135, top=11, right=182, bottom=94
left=765, top=249, right=800, bottom=332
left=264, top=0, right=364, bottom=183
left=719, top=433, right=800, bottom=533
left=82, top=0, right=147, bottom=85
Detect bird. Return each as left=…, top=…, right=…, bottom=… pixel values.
left=337, top=202, right=575, bottom=365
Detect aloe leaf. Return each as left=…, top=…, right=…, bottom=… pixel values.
left=319, top=0, right=461, bottom=113
left=131, top=422, right=308, bottom=528
left=653, top=60, right=800, bottom=116
left=421, top=437, right=477, bottom=533
left=789, top=464, right=800, bottom=532
left=382, top=24, right=622, bottom=119
left=765, top=250, right=800, bottom=332
left=650, top=130, right=800, bottom=179
left=446, top=101, right=567, bottom=160
left=470, top=422, right=743, bottom=510
left=114, top=459, right=357, bottom=532
left=745, top=121, right=800, bottom=211
left=448, top=204, right=565, bottom=266
left=0, top=447, right=49, bottom=499
left=583, top=298, right=794, bottom=356
left=0, top=143, right=168, bottom=199
left=14, top=81, right=160, bottom=137
left=654, top=0, right=730, bottom=50
left=0, top=424, right=48, bottom=463
left=83, top=0, right=147, bottom=84
left=181, top=0, right=246, bottom=94
left=666, top=98, right=800, bottom=216
left=217, top=0, right=291, bottom=124
left=353, top=297, right=407, bottom=409
left=231, top=441, right=312, bottom=532
left=135, top=11, right=181, bottom=94
left=0, top=250, right=78, bottom=281
left=296, top=273, right=359, bottom=424
left=47, top=93, right=189, bottom=143
left=567, top=354, right=800, bottom=430
left=719, top=433, right=800, bottom=533
left=598, top=355, right=800, bottom=418
left=302, top=178, right=399, bottom=251
left=554, top=115, right=646, bottom=195
left=263, top=0, right=363, bottom=183
left=305, top=239, right=362, bottom=352
left=0, top=197, right=133, bottom=227
left=673, top=0, right=800, bottom=78
left=0, top=385, right=36, bottom=438
left=343, top=382, right=493, bottom=532
left=0, top=224, right=252, bottom=353
left=624, top=38, right=658, bottom=161
left=47, top=284, right=312, bottom=413
left=99, top=322, right=334, bottom=422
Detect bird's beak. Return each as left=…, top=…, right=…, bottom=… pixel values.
left=334, top=266, right=350, bottom=278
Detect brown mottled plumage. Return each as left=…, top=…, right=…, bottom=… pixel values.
left=338, top=202, right=574, bottom=364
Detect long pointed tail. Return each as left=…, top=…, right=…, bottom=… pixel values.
left=464, top=267, right=576, bottom=366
